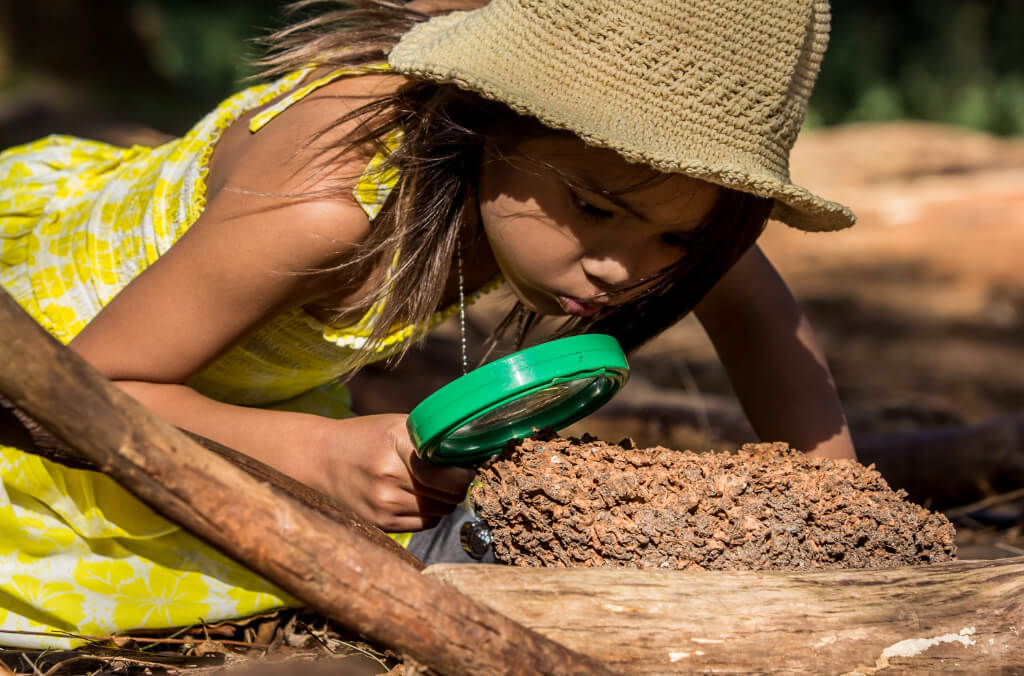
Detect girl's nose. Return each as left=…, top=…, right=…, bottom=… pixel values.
left=581, top=254, right=632, bottom=290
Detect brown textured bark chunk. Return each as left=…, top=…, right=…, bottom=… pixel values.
left=471, top=437, right=956, bottom=570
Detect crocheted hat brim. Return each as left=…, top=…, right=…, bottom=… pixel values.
left=389, top=10, right=855, bottom=232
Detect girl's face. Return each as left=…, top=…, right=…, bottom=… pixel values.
left=477, top=135, right=721, bottom=317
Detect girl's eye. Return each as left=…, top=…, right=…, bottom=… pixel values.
left=661, top=231, right=696, bottom=248
left=572, top=194, right=614, bottom=220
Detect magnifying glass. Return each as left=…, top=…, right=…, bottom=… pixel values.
left=407, top=334, right=629, bottom=466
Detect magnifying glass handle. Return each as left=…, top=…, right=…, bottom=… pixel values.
left=460, top=518, right=492, bottom=560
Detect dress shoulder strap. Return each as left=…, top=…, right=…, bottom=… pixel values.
left=248, top=62, right=392, bottom=133
left=245, top=62, right=399, bottom=220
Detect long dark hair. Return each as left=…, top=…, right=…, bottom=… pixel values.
left=254, top=0, right=772, bottom=371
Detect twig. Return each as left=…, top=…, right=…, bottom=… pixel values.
left=302, top=618, right=390, bottom=669
left=996, top=541, right=1024, bottom=556
left=944, top=486, right=1024, bottom=519
left=340, top=641, right=391, bottom=669
left=0, top=629, right=271, bottom=649
left=22, top=652, right=44, bottom=676
left=41, top=656, right=103, bottom=676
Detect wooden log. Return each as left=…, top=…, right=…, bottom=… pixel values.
left=855, top=413, right=1024, bottom=507
left=426, top=558, right=1024, bottom=674
left=0, top=290, right=614, bottom=676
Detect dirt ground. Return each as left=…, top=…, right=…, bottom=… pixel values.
left=473, top=436, right=957, bottom=570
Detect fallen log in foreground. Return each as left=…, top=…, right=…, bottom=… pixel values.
left=0, top=289, right=614, bottom=676
left=427, top=558, right=1024, bottom=674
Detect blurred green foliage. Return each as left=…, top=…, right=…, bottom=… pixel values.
left=140, top=0, right=279, bottom=91
left=98, top=0, right=286, bottom=131
left=814, top=0, right=1024, bottom=135
left=2, top=0, right=1022, bottom=136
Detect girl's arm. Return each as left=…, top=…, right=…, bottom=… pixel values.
left=694, top=245, right=856, bottom=460
left=69, top=73, right=474, bottom=530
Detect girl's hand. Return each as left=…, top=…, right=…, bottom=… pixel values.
left=315, top=413, right=476, bottom=532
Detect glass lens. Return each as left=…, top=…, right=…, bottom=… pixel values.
left=447, top=376, right=600, bottom=438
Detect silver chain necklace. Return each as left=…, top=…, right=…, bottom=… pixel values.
left=456, top=242, right=468, bottom=375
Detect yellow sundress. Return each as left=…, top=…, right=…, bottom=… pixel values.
left=0, top=67, right=501, bottom=649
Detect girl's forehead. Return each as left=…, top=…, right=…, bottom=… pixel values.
left=517, top=135, right=707, bottom=189
left=515, top=134, right=721, bottom=219
left=516, top=134, right=640, bottom=173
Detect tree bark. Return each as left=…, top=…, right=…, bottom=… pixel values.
left=0, top=290, right=614, bottom=676
left=426, top=558, right=1024, bottom=674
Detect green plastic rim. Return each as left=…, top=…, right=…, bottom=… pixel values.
left=407, top=334, right=629, bottom=465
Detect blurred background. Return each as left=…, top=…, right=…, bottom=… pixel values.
left=1, top=0, right=1022, bottom=142
left=1, top=1, right=1023, bottom=557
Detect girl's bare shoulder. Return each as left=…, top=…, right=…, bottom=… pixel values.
left=189, top=71, right=408, bottom=310
left=207, top=70, right=405, bottom=203
left=204, top=72, right=405, bottom=260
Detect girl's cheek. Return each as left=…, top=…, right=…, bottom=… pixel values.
left=615, top=239, right=682, bottom=284
left=654, top=245, right=687, bottom=275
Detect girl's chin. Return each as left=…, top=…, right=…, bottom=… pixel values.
left=507, top=283, right=565, bottom=316
left=522, top=298, right=565, bottom=317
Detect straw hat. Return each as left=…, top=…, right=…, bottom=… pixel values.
left=388, top=0, right=854, bottom=232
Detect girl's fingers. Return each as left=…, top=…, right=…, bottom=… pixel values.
left=407, top=477, right=469, bottom=505
left=409, top=494, right=461, bottom=518
left=379, top=496, right=460, bottom=532
left=380, top=514, right=444, bottom=533
left=372, top=483, right=460, bottom=521
left=407, top=451, right=477, bottom=496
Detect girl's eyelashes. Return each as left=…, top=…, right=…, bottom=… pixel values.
left=569, top=190, right=615, bottom=221
left=565, top=184, right=701, bottom=251
left=660, top=231, right=696, bottom=248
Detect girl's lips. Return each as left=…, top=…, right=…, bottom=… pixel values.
left=558, top=295, right=603, bottom=317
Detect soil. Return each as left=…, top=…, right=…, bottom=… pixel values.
left=471, top=435, right=957, bottom=571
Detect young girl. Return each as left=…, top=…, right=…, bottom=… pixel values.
left=0, top=0, right=855, bottom=648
